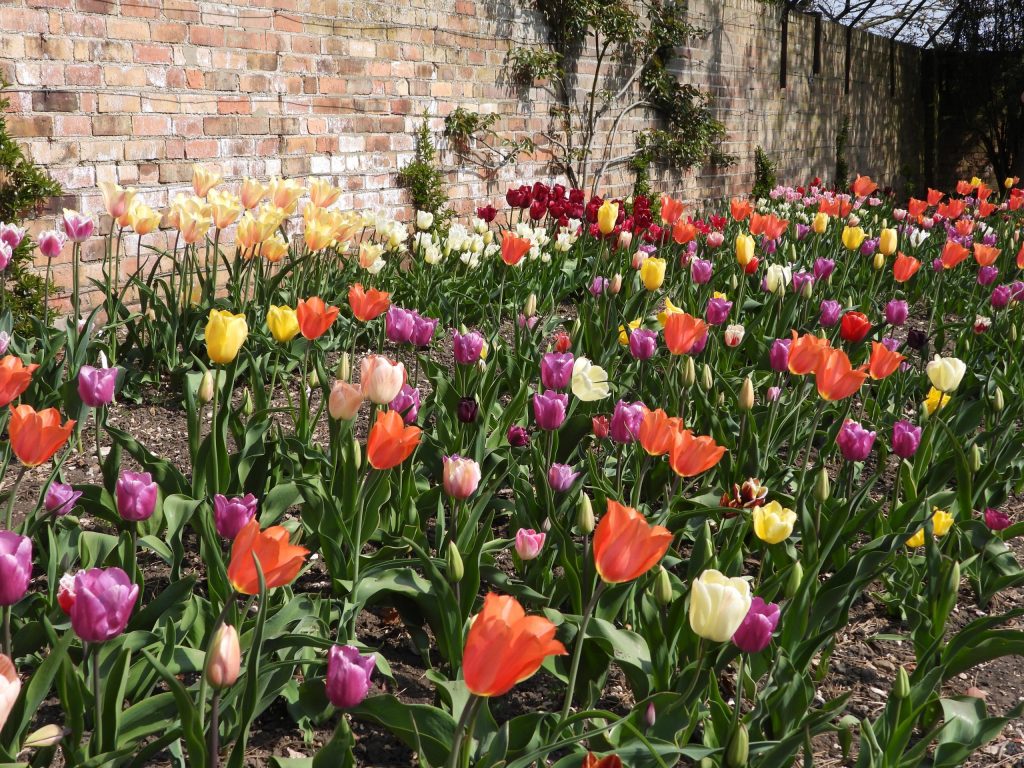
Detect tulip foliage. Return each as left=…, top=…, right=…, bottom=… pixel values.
left=1, top=171, right=1024, bottom=767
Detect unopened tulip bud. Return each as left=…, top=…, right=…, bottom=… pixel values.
left=945, top=560, right=961, bottom=597
left=524, top=293, right=537, bottom=318
left=241, top=388, right=254, bottom=416
left=609, top=273, right=623, bottom=294
left=22, top=724, right=67, bottom=749
left=205, top=624, right=241, bottom=689
left=653, top=566, right=673, bottom=606
left=725, top=723, right=749, bottom=768
left=969, top=445, right=982, bottom=473
left=701, top=364, right=713, bottom=391
left=336, top=352, right=351, bottom=381
left=446, top=542, right=464, bottom=583
left=351, top=437, right=362, bottom=471
left=717, top=392, right=725, bottom=406
left=198, top=370, right=215, bottom=403
left=994, top=387, right=1004, bottom=412
left=577, top=494, right=595, bottom=534
left=894, top=666, right=910, bottom=699
left=307, top=369, right=319, bottom=389
left=813, top=467, right=830, bottom=503
left=873, top=252, right=885, bottom=270
left=1012, top=325, right=1019, bottom=343
left=785, top=561, right=803, bottom=598
left=739, top=377, right=754, bottom=411
left=645, top=701, right=656, bottom=728
left=683, top=357, right=696, bottom=387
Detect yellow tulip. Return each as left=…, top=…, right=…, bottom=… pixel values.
left=304, top=220, right=334, bottom=252
left=841, top=226, right=866, bottom=251
left=178, top=206, right=212, bottom=245
left=640, top=257, right=666, bottom=291
left=309, top=178, right=341, bottom=209
left=239, top=178, right=267, bottom=210
left=923, top=387, right=950, bottom=416
left=752, top=501, right=796, bottom=544
left=236, top=213, right=262, bottom=256
left=735, top=233, right=754, bottom=267
left=208, top=189, right=242, bottom=230
left=878, top=227, right=898, bottom=256
left=268, top=177, right=304, bottom=213
left=657, top=297, right=684, bottom=327
left=205, top=309, right=248, bottom=364
left=597, top=200, right=619, bottom=236
left=126, top=200, right=161, bottom=235
left=99, top=181, right=137, bottom=220
left=969, top=176, right=982, bottom=188
left=811, top=212, right=829, bottom=234
left=906, top=508, right=954, bottom=548
left=266, top=305, right=300, bottom=343
left=192, top=164, right=222, bottom=198
left=618, top=319, right=642, bottom=346
left=260, top=234, right=288, bottom=263
left=257, top=205, right=286, bottom=241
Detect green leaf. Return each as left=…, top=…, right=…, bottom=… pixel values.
left=351, top=695, right=456, bottom=766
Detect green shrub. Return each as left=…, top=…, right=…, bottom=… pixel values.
left=751, top=145, right=777, bottom=199
left=397, top=116, right=450, bottom=225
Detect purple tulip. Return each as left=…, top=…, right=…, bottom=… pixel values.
left=762, top=238, right=777, bottom=255
left=78, top=363, right=119, bottom=408
left=891, top=420, right=922, bottom=459
left=860, top=238, right=878, bottom=256
left=213, top=493, right=258, bottom=540
left=813, top=258, right=835, bottom=281
left=326, top=644, right=375, bottom=708
left=0, top=332, right=9, bottom=356
left=507, top=425, right=530, bottom=448
left=881, top=337, right=901, bottom=353
left=795, top=223, right=810, bottom=240
left=628, top=329, right=658, bottom=360
left=457, top=397, right=478, bottom=424
left=390, top=384, right=420, bottom=425
left=932, top=258, right=944, bottom=272
left=731, top=597, right=780, bottom=653
left=453, top=330, right=485, bottom=365
left=589, top=276, right=608, bottom=297
left=884, top=300, right=908, bottom=326
left=982, top=232, right=997, bottom=246
left=792, top=270, right=814, bottom=296
left=533, top=390, right=568, bottom=431
left=68, top=567, right=139, bottom=643
left=819, top=299, right=842, bottom=327
left=690, top=330, right=709, bottom=355
left=978, top=266, right=999, bottom=286
left=0, top=531, right=32, bottom=605
left=610, top=400, right=645, bottom=445
left=690, top=258, right=713, bottom=284
left=984, top=508, right=1011, bottom=532
left=410, top=314, right=438, bottom=347
left=540, top=352, right=575, bottom=390
left=547, top=463, right=580, bottom=493
left=769, top=338, right=791, bottom=372
left=992, top=284, right=1011, bottom=309
left=837, top=419, right=876, bottom=462
left=44, top=481, right=82, bottom=517
left=385, top=306, right=415, bottom=344
left=705, top=297, right=732, bottom=325
left=517, top=313, right=538, bottom=330
left=1011, top=282, right=1024, bottom=302
left=766, top=385, right=782, bottom=401
left=115, top=471, right=158, bottom=522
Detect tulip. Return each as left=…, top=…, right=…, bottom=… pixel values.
left=37, top=229, right=66, bottom=259
left=77, top=361, right=118, bottom=407
left=984, top=508, right=1011, bottom=532
left=9, top=405, right=74, bottom=467
left=836, top=419, right=876, bottom=462
left=735, top=233, right=754, bottom=266
left=0, top=532, right=31, bottom=606
left=668, top=429, right=726, bottom=477
left=239, top=178, right=267, bottom=209
left=839, top=311, right=871, bottom=342
left=723, top=324, right=744, bottom=348
left=385, top=306, right=416, bottom=344
left=227, top=519, right=309, bottom=594
left=868, top=341, right=904, bottom=380
left=547, top=463, right=580, bottom=493
left=841, top=226, right=866, bottom=251
left=592, top=500, right=673, bottom=584
left=360, top=355, right=405, bottom=404
left=815, top=348, right=868, bottom=401
left=731, top=597, right=780, bottom=653
left=597, top=200, right=619, bottom=235
left=610, top=400, right=645, bottom=445
left=788, top=332, right=828, bottom=375
left=640, top=257, right=666, bottom=290
left=326, top=645, right=376, bottom=708
left=891, top=420, right=921, bottom=459
left=500, top=231, right=532, bottom=266
left=0, top=654, right=19, bottom=732
left=978, top=266, right=999, bottom=286
left=893, top=253, right=920, bottom=283
left=926, top=355, right=966, bottom=393
left=389, top=383, right=420, bottom=424
left=589, top=276, right=608, bottom=297
left=192, top=164, right=222, bottom=197
left=628, top=329, right=658, bottom=360
left=98, top=181, right=137, bottom=220
left=689, top=570, right=751, bottom=642
left=664, top=313, right=708, bottom=355
left=940, top=241, right=969, bottom=269
left=906, top=328, right=928, bottom=350
left=68, top=568, right=139, bottom=642
left=266, top=305, right=300, bottom=344
left=533, top=390, right=568, bottom=431
left=348, top=284, right=390, bottom=322
left=705, top=297, right=732, bottom=325
left=769, top=338, right=791, bottom=372
left=878, top=227, right=898, bottom=256
left=213, top=494, right=258, bottom=540
left=62, top=209, right=94, bottom=243
left=206, top=624, right=241, bottom=689
left=0, top=356, right=38, bottom=408
left=115, top=471, right=158, bottom=523
left=906, top=508, right=954, bottom=547
left=462, top=593, right=566, bottom=697
left=752, top=501, right=796, bottom=544
left=457, top=397, right=479, bottom=424
left=813, top=257, right=835, bottom=281
left=410, top=314, right=438, bottom=347
left=638, top=408, right=682, bottom=456
left=764, top=264, right=791, bottom=295
left=443, top=455, right=481, bottom=500
left=205, top=310, right=248, bottom=364
left=453, top=330, right=486, bottom=366
left=367, top=410, right=421, bottom=470
left=515, top=528, right=546, bottom=561
left=296, top=297, right=340, bottom=341
left=881, top=299, right=908, bottom=327
left=507, top=425, right=529, bottom=448
left=44, top=481, right=82, bottom=517
left=592, top=415, right=610, bottom=440
left=541, top=352, right=575, bottom=389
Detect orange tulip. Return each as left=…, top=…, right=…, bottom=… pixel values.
left=663, top=312, right=707, bottom=355
left=227, top=519, right=309, bottom=595
left=893, top=253, right=921, bottom=283
left=978, top=200, right=996, bottom=218
left=788, top=331, right=829, bottom=376
left=818, top=198, right=840, bottom=217
left=976, top=182, right=992, bottom=201
left=954, top=219, right=974, bottom=237
left=1017, top=242, right=1024, bottom=270
left=973, top=244, right=1000, bottom=267
left=638, top=408, right=682, bottom=456
left=583, top=754, right=622, bottom=768
left=926, top=188, right=944, bottom=206
left=956, top=179, right=974, bottom=196
left=940, top=241, right=969, bottom=269
left=937, top=199, right=965, bottom=220
left=0, top=356, right=38, bottom=407
left=815, top=348, right=868, bottom=401
left=593, top=501, right=673, bottom=584
left=730, top=197, right=752, bottom=221
left=671, top=219, right=697, bottom=245
left=668, top=429, right=726, bottom=478
left=750, top=212, right=787, bottom=240
left=9, top=405, right=74, bottom=467
left=348, top=283, right=390, bottom=322
left=907, top=198, right=928, bottom=218
left=851, top=175, right=877, bottom=198
left=501, top=231, right=532, bottom=266
left=462, top=593, right=566, bottom=697
left=868, top=342, right=904, bottom=381
left=296, top=296, right=340, bottom=340
left=366, top=409, right=420, bottom=470
left=660, top=194, right=685, bottom=225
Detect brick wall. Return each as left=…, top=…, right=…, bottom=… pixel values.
left=1, top=0, right=925, bottom=304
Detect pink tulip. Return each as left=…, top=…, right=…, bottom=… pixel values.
left=36, top=230, right=66, bottom=259
left=360, top=355, right=405, bottom=405
left=442, top=455, right=481, bottom=500
left=78, top=362, right=119, bottom=407
left=0, top=532, right=32, bottom=606
left=115, top=471, right=158, bottom=522
left=62, top=210, right=95, bottom=243
left=68, top=568, right=139, bottom=643
left=326, top=645, right=375, bottom=708
left=0, top=654, right=20, bottom=734
left=514, top=528, right=546, bottom=561
left=213, top=494, right=258, bottom=540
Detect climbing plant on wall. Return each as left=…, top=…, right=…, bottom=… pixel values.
left=508, top=0, right=733, bottom=194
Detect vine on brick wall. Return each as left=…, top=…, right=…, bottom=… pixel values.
left=509, top=0, right=733, bottom=194
left=397, top=116, right=451, bottom=225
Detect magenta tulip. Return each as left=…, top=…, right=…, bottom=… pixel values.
left=731, top=597, right=780, bottom=653
left=44, top=482, right=82, bottom=517
left=213, top=494, right=258, bottom=540
left=610, top=400, right=645, bottom=445
left=68, top=568, right=139, bottom=643
left=0, top=532, right=32, bottom=606
left=77, top=363, right=118, bottom=407
left=837, top=419, right=876, bottom=462
left=533, top=390, right=567, bottom=431
left=326, top=644, right=375, bottom=708
left=116, top=471, right=158, bottom=522
left=540, top=352, right=574, bottom=390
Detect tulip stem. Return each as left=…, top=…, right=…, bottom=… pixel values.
left=447, top=694, right=481, bottom=768
left=5, top=465, right=27, bottom=531
left=210, top=365, right=220, bottom=497
left=91, top=643, right=103, bottom=752
left=558, top=581, right=604, bottom=729
left=731, top=655, right=745, bottom=731
left=1, top=607, right=9, bottom=658
left=208, top=691, right=221, bottom=768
